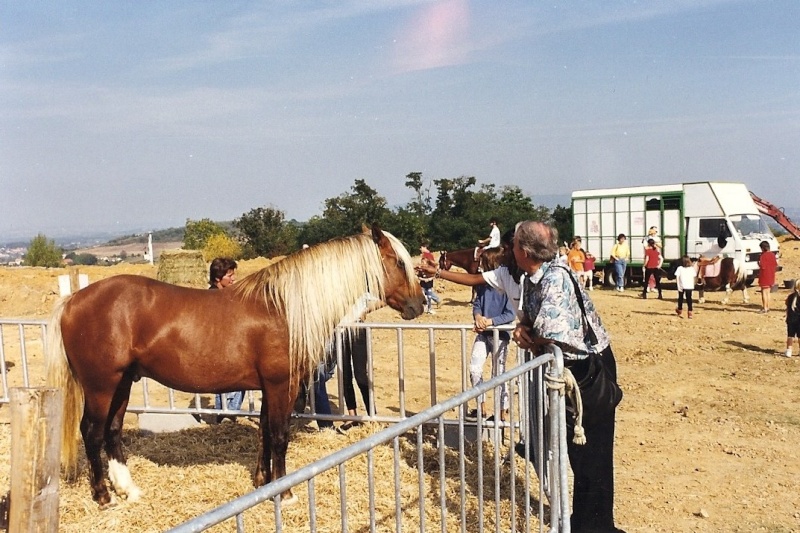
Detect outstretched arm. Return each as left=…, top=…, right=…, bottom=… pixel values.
left=417, top=261, right=487, bottom=286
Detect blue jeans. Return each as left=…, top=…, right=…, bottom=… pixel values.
left=215, top=391, right=245, bottom=411
left=313, top=364, right=334, bottom=429
left=613, top=260, right=627, bottom=289
left=423, top=286, right=440, bottom=311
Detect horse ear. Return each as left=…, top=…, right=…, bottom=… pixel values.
left=361, top=223, right=371, bottom=234
left=370, top=223, right=385, bottom=245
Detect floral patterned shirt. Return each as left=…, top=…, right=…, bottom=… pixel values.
left=522, top=261, right=611, bottom=359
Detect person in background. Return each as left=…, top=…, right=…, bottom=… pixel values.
left=512, top=220, right=625, bottom=533
left=209, top=257, right=245, bottom=422
left=337, top=294, right=380, bottom=433
left=312, top=351, right=336, bottom=430
left=641, top=226, right=662, bottom=293
left=567, top=239, right=585, bottom=278
left=640, top=239, right=663, bottom=299
left=478, top=218, right=502, bottom=250
left=609, top=234, right=630, bottom=292
left=674, top=255, right=696, bottom=319
left=476, top=218, right=501, bottom=261
left=557, top=245, right=569, bottom=266
left=784, top=279, right=800, bottom=358
left=757, top=240, right=777, bottom=314
left=467, top=248, right=515, bottom=421
left=419, top=242, right=441, bottom=314
left=583, top=251, right=596, bottom=291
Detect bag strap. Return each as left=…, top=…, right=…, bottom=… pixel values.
left=554, top=265, right=599, bottom=346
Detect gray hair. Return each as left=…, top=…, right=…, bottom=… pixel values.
left=515, top=220, right=559, bottom=262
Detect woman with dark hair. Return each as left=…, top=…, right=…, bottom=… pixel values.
left=209, top=257, right=245, bottom=422
left=609, top=234, right=630, bottom=292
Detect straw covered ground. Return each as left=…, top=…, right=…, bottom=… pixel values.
left=1, top=237, right=800, bottom=532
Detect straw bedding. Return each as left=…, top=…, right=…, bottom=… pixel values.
left=0, top=418, right=538, bottom=531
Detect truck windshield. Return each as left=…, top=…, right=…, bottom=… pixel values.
left=730, top=214, right=772, bottom=238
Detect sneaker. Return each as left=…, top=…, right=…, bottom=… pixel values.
left=784, top=350, right=793, bottom=358
left=675, top=308, right=682, bottom=317
left=588, top=286, right=594, bottom=291
left=687, top=311, right=693, bottom=319
left=427, top=310, right=436, bottom=315
left=756, top=309, right=768, bottom=314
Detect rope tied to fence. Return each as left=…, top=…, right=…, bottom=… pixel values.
left=545, top=367, right=586, bottom=445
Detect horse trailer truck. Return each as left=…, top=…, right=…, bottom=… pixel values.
left=571, top=182, right=780, bottom=287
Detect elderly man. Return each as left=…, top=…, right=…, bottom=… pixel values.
left=513, top=221, right=625, bottom=533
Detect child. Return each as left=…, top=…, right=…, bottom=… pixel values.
left=557, top=245, right=569, bottom=266
left=468, top=248, right=515, bottom=421
left=758, top=240, right=777, bottom=313
left=784, top=279, right=800, bottom=358
left=674, top=255, right=696, bottom=319
left=418, top=242, right=441, bottom=314
left=640, top=238, right=663, bottom=299
left=583, top=251, right=595, bottom=290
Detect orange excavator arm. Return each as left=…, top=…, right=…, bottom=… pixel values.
left=750, top=191, right=800, bottom=240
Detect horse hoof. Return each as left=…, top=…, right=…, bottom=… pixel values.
left=122, top=486, right=142, bottom=503
left=98, top=496, right=118, bottom=510
left=280, top=493, right=298, bottom=507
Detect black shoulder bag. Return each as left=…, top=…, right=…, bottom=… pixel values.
left=556, top=266, right=623, bottom=423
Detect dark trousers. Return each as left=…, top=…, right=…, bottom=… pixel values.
left=677, top=289, right=693, bottom=311
left=641, top=268, right=662, bottom=297
left=342, top=331, right=371, bottom=414
left=528, top=346, right=621, bottom=532
left=313, top=374, right=333, bottom=429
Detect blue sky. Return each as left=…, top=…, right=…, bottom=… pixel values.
left=1, top=0, right=798, bottom=239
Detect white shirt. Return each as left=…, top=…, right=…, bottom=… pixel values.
left=675, top=265, right=696, bottom=291
left=482, top=266, right=523, bottom=318
left=487, top=225, right=501, bottom=249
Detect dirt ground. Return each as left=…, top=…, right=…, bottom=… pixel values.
left=1, top=238, right=799, bottom=532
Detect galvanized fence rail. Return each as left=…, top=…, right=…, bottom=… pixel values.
left=167, top=346, right=570, bottom=533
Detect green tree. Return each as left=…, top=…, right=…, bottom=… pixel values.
left=183, top=218, right=226, bottom=250
left=24, top=234, right=62, bottom=267
left=202, top=233, right=243, bottom=262
left=550, top=204, right=573, bottom=244
left=65, top=252, right=99, bottom=265
left=235, top=206, right=298, bottom=258
left=298, top=179, right=391, bottom=245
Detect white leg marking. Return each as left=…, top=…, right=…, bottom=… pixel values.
left=108, top=459, right=142, bottom=502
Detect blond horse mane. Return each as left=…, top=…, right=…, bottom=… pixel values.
left=230, top=230, right=416, bottom=377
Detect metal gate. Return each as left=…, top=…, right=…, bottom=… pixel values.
left=0, top=318, right=572, bottom=532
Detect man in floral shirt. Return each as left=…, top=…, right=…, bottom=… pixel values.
left=513, top=220, right=625, bottom=533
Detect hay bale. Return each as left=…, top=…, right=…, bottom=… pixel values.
left=157, top=249, right=206, bottom=288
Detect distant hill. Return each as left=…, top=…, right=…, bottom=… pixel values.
left=103, top=227, right=186, bottom=248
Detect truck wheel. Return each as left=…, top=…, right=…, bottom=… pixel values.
left=604, top=267, right=616, bottom=287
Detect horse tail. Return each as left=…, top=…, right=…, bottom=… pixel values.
left=733, top=258, right=747, bottom=288
left=45, top=296, right=83, bottom=477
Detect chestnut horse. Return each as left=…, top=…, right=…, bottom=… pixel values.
left=696, top=256, right=750, bottom=304
left=438, top=247, right=481, bottom=275
left=45, top=225, right=425, bottom=508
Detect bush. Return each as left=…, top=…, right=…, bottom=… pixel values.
left=202, top=233, right=243, bottom=262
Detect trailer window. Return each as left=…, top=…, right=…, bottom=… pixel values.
left=699, top=218, right=731, bottom=238
left=645, top=197, right=661, bottom=211
left=662, top=195, right=681, bottom=210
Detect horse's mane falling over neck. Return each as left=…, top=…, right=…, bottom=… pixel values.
left=230, top=231, right=416, bottom=378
